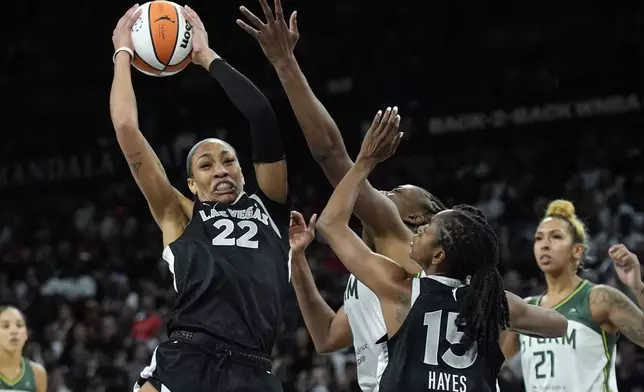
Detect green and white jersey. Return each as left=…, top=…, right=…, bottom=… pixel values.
left=0, top=358, right=37, bottom=392
left=519, top=280, right=618, bottom=392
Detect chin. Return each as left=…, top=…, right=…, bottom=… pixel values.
left=537, top=263, right=566, bottom=275
left=210, top=191, right=240, bottom=204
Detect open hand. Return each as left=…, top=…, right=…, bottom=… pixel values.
left=357, top=106, right=402, bottom=164
left=289, top=211, right=317, bottom=253
left=609, top=244, right=642, bottom=289
left=237, top=0, right=299, bottom=66
left=112, top=4, right=143, bottom=52
left=182, top=5, right=217, bottom=68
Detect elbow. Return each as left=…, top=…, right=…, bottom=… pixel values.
left=311, top=146, right=347, bottom=167
left=315, top=342, right=333, bottom=355
left=315, top=215, right=334, bottom=237
left=112, top=119, right=138, bottom=135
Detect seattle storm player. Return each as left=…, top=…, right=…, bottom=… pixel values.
left=314, top=108, right=568, bottom=392
left=111, top=6, right=289, bottom=392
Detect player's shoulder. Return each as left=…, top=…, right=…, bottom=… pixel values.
left=245, top=187, right=290, bottom=223
left=588, top=284, right=629, bottom=308
left=28, top=360, right=46, bottom=373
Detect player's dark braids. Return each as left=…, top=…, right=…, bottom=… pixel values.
left=421, top=190, right=446, bottom=222
left=436, top=204, right=509, bottom=357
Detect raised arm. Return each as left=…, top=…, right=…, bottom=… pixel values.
left=110, top=6, right=189, bottom=247
left=317, top=108, right=408, bottom=301
left=289, top=211, right=353, bottom=353
left=596, top=244, right=644, bottom=348
left=237, top=0, right=409, bottom=243
left=183, top=6, right=287, bottom=204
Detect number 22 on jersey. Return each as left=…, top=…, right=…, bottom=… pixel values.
left=212, top=218, right=259, bottom=249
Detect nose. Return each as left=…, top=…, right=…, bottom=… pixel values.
left=213, top=162, right=229, bottom=178
left=539, top=240, right=550, bottom=251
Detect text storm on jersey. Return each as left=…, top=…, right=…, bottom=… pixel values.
left=428, top=371, right=467, bottom=392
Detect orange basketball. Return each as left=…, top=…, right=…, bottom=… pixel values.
left=130, top=1, right=193, bottom=77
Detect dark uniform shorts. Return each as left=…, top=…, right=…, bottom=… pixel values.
left=134, top=331, right=283, bottom=392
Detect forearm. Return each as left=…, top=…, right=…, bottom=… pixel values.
left=110, top=53, right=139, bottom=130
left=631, top=281, right=644, bottom=310
left=273, top=57, right=348, bottom=163
left=318, top=159, right=376, bottom=227
left=208, top=55, right=284, bottom=163
left=290, top=252, right=337, bottom=351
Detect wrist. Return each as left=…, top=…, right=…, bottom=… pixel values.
left=198, top=49, right=220, bottom=70
left=113, top=49, right=133, bottom=66
left=291, top=249, right=308, bottom=259
left=272, top=55, right=297, bottom=72
left=355, top=155, right=378, bottom=169
left=631, top=280, right=644, bottom=293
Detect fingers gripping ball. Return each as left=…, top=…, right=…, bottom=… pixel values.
left=131, top=1, right=193, bottom=77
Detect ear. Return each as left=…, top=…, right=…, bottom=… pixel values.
left=187, top=178, right=198, bottom=196
left=407, top=213, right=425, bottom=226
left=572, top=243, right=584, bottom=266
left=431, top=247, right=446, bottom=266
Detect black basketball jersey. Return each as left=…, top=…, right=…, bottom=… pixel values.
left=162, top=188, right=291, bottom=354
left=379, top=276, right=503, bottom=392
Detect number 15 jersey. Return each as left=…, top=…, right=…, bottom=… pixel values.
left=162, top=190, right=291, bottom=355
left=379, top=276, right=503, bottom=392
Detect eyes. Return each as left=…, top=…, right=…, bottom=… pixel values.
left=0, top=322, right=25, bottom=329
left=198, top=157, right=236, bottom=170
left=534, top=233, right=564, bottom=242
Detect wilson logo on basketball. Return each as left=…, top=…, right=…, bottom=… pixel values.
left=180, top=22, right=192, bottom=49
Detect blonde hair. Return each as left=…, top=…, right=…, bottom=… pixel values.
left=543, top=199, right=588, bottom=266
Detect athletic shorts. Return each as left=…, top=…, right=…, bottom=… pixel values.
left=134, top=331, right=283, bottom=392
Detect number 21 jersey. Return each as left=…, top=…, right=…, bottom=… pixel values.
left=162, top=189, right=291, bottom=355
left=379, top=276, right=503, bottom=392
left=520, top=280, right=618, bottom=392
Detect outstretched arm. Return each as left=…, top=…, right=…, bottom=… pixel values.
left=291, top=252, right=353, bottom=353
left=110, top=6, right=189, bottom=247
left=237, top=0, right=409, bottom=246
left=289, top=211, right=352, bottom=353
left=506, top=291, right=568, bottom=337
left=317, top=109, right=408, bottom=300
left=183, top=6, right=287, bottom=204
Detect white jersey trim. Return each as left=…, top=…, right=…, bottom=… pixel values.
left=249, top=194, right=282, bottom=238
left=162, top=247, right=178, bottom=292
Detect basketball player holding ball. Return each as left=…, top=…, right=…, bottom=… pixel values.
left=112, top=5, right=290, bottom=392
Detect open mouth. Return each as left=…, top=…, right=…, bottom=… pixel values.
left=213, top=181, right=235, bottom=194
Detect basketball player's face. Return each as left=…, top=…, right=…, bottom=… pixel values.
left=384, top=185, right=427, bottom=229
left=534, top=218, right=582, bottom=274
left=188, top=141, right=244, bottom=204
left=0, top=308, right=27, bottom=353
left=409, top=210, right=448, bottom=270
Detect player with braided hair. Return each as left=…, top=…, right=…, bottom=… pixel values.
left=311, top=108, right=568, bottom=392
left=503, top=199, right=644, bottom=392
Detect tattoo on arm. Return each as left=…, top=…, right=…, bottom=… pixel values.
left=591, top=286, right=644, bottom=347
left=125, top=152, right=143, bottom=177
left=395, top=293, right=411, bottom=323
